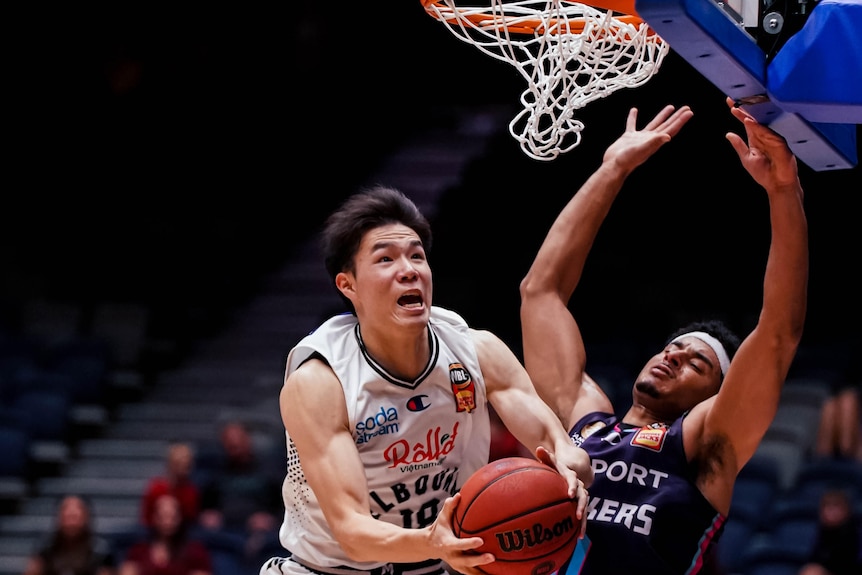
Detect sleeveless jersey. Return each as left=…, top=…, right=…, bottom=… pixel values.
left=566, top=412, right=726, bottom=575
left=280, top=307, right=491, bottom=569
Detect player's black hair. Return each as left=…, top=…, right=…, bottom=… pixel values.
left=321, top=185, right=432, bottom=313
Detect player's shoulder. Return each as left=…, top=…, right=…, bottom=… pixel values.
left=288, top=353, right=336, bottom=385
left=430, top=306, right=508, bottom=361
left=312, top=311, right=358, bottom=333
left=430, top=305, right=468, bottom=328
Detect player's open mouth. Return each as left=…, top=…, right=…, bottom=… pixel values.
left=398, top=294, right=423, bottom=309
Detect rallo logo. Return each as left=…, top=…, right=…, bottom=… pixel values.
left=384, top=422, right=459, bottom=468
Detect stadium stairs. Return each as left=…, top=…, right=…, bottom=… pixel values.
left=0, top=104, right=509, bottom=575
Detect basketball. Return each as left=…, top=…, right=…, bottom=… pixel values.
left=453, top=457, right=580, bottom=575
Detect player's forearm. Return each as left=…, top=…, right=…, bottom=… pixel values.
left=504, top=393, right=576, bottom=457
left=523, top=161, right=628, bottom=299
left=333, top=516, right=438, bottom=563
left=760, top=182, right=808, bottom=342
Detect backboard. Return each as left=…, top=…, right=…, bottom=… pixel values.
left=635, top=0, right=862, bottom=171
left=423, top=0, right=860, bottom=171
left=634, top=0, right=860, bottom=171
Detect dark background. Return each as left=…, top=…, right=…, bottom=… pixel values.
left=3, top=3, right=860, bottom=367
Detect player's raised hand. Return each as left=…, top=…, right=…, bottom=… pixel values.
left=603, top=104, right=694, bottom=173
left=725, top=96, right=800, bottom=191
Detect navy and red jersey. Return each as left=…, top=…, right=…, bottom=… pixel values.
left=567, top=412, right=726, bottom=575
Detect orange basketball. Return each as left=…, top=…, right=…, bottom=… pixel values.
left=453, top=457, right=580, bottom=575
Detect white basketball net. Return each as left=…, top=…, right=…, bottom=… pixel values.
left=423, top=0, right=669, bottom=161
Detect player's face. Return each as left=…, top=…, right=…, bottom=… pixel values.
left=632, top=336, right=723, bottom=419
left=339, top=223, right=432, bottom=330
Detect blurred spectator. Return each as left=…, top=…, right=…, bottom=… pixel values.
left=814, top=374, right=862, bottom=462
left=799, top=487, right=862, bottom=575
left=198, top=420, right=281, bottom=560
left=140, top=441, right=200, bottom=528
left=23, top=494, right=116, bottom=575
left=120, top=493, right=212, bottom=575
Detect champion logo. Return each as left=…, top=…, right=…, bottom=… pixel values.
left=406, top=395, right=431, bottom=412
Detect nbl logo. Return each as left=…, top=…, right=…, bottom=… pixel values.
left=449, top=362, right=476, bottom=413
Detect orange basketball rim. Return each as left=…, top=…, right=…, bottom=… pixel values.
left=421, top=0, right=650, bottom=36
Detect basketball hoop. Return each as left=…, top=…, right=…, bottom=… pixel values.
left=422, top=0, right=669, bottom=161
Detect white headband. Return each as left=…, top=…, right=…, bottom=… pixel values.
left=672, top=331, right=731, bottom=376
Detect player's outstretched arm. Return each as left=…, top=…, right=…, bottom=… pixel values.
left=704, top=98, right=808, bottom=470
left=520, top=105, right=693, bottom=431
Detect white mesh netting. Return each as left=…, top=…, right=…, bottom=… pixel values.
left=424, top=0, right=670, bottom=160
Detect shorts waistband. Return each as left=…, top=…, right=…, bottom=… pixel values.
left=289, top=555, right=443, bottom=575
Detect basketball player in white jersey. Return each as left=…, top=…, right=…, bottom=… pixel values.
left=261, top=186, right=592, bottom=575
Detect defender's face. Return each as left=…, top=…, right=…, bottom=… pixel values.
left=632, top=336, right=723, bottom=419
left=338, top=223, right=432, bottom=330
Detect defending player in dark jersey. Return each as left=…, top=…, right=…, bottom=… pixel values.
left=519, top=98, right=808, bottom=575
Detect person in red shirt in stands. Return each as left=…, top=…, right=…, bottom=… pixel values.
left=141, top=441, right=200, bottom=529
left=122, top=493, right=212, bottom=575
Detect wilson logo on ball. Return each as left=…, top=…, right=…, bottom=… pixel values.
left=495, top=517, right=576, bottom=553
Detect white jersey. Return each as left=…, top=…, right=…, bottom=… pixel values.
left=279, top=306, right=491, bottom=569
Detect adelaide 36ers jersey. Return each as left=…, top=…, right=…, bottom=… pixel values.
left=280, top=307, right=491, bottom=569
left=566, top=412, right=726, bottom=575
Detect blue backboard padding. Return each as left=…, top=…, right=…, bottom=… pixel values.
left=773, top=115, right=858, bottom=170
left=636, top=0, right=857, bottom=170
left=635, top=0, right=767, bottom=100
left=631, top=0, right=775, bottom=129
left=767, top=0, right=862, bottom=123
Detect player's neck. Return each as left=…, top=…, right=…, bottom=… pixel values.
left=622, top=405, right=672, bottom=428
left=358, top=323, right=431, bottom=381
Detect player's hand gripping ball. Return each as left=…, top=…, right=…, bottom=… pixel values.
left=453, top=457, right=580, bottom=575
